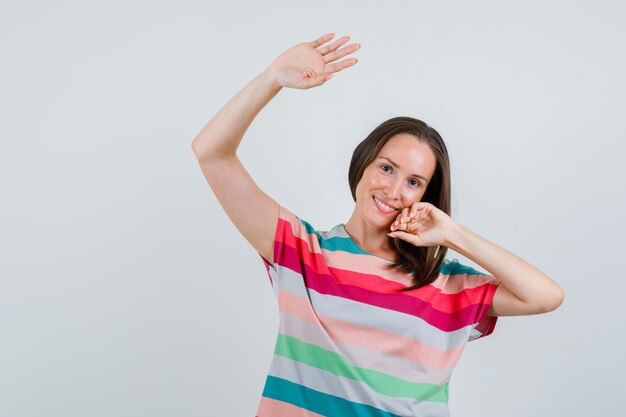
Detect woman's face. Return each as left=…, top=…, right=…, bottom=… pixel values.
left=354, top=133, right=437, bottom=229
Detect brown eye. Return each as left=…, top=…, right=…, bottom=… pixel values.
left=410, top=179, right=420, bottom=188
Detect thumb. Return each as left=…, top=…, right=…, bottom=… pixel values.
left=387, top=230, right=409, bottom=239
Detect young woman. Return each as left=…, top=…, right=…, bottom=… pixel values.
left=192, top=33, right=564, bottom=417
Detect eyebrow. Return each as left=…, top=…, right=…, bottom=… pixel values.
left=377, top=156, right=429, bottom=183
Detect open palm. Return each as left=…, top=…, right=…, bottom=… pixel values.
left=269, top=33, right=360, bottom=89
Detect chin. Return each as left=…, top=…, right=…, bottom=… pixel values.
left=369, top=214, right=394, bottom=228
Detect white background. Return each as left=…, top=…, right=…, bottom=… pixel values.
left=1, top=1, right=624, bottom=416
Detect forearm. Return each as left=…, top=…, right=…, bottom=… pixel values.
left=191, top=67, right=282, bottom=161
left=445, top=223, right=564, bottom=310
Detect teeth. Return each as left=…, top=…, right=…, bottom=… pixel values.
left=374, top=197, right=395, bottom=212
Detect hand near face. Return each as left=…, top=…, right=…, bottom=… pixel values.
left=388, top=202, right=457, bottom=247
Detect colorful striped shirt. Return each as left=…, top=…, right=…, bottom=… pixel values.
left=256, top=205, right=500, bottom=417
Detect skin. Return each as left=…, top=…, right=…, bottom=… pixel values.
left=344, top=130, right=565, bottom=316
left=194, top=32, right=564, bottom=317
left=343, top=133, right=437, bottom=260
left=301, top=34, right=562, bottom=316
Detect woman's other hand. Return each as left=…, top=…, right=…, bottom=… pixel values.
left=267, top=33, right=360, bottom=89
left=388, top=203, right=459, bottom=247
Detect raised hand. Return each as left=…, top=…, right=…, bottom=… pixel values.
left=268, top=33, right=360, bottom=89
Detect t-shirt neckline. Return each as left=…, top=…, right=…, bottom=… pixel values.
left=337, top=223, right=396, bottom=264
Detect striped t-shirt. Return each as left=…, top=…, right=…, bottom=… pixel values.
left=256, top=205, right=500, bottom=417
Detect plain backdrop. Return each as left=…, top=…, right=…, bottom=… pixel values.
left=1, top=1, right=625, bottom=416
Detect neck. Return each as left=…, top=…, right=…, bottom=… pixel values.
left=343, top=214, right=394, bottom=256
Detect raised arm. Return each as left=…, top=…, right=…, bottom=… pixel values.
left=191, top=33, right=360, bottom=267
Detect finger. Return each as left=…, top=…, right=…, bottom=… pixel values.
left=392, top=210, right=406, bottom=228
left=323, top=42, right=361, bottom=64
left=325, top=57, right=359, bottom=74
left=392, top=208, right=411, bottom=228
left=406, top=221, right=421, bottom=234
left=410, top=203, right=428, bottom=218
left=309, top=32, right=335, bottom=47
left=400, top=207, right=411, bottom=223
left=409, top=202, right=425, bottom=217
left=399, top=221, right=412, bottom=231
left=387, top=230, right=417, bottom=244
left=318, top=35, right=350, bottom=55
left=391, top=217, right=410, bottom=232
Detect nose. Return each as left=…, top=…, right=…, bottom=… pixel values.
left=385, top=178, right=403, bottom=201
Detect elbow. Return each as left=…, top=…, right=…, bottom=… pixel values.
left=191, top=139, right=212, bottom=162
left=191, top=138, right=235, bottom=162
left=542, top=286, right=565, bottom=313
left=191, top=138, right=203, bottom=159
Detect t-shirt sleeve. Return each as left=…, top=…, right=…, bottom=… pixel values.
left=459, top=263, right=501, bottom=342
left=258, top=204, right=320, bottom=293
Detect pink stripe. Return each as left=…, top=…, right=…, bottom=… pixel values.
left=279, top=206, right=497, bottom=294
left=279, top=289, right=464, bottom=369
left=256, top=396, right=325, bottom=417
left=321, top=248, right=415, bottom=286
left=292, top=257, right=489, bottom=331
left=275, top=206, right=497, bottom=330
left=276, top=210, right=498, bottom=315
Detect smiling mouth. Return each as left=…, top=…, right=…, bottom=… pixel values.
left=373, top=196, right=397, bottom=213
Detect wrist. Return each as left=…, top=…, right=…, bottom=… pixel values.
left=443, top=222, right=468, bottom=252
left=260, top=65, right=283, bottom=91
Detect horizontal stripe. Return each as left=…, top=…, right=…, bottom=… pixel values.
left=254, top=205, right=498, bottom=417
left=322, top=250, right=416, bottom=288
left=283, top=210, right=497, bottom=290
left=269, top=354, right=450, bottom=417
left=326, top=262, right=498, bottom=312
left=274, top=333, right=449, bottom=403
left=468, top=282, right=499, bottom=340
left=274, top=213, right=499, bottom=313
left=265, top=248, right=499, bottom=327
left=256, top=396, right=326, bottom=417
left=263, top=375, right=404, bottom=417
left=275, top=265, right=473, bottom=350
left=277, top=248, right=493, bottom=331
left=279, top=289, right=463, bottom=372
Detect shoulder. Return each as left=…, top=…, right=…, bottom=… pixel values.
left=441, top=258, right=483, bottom=275
left=278, top=205, right=317, bottom=233
left=437, top=258, right=499, bottom=291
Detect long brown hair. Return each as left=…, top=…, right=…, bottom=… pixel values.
left=348, top=116, right=451, bottom=291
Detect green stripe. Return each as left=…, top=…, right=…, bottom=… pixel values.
left=443, top=259, right=489, bottom=276
left=321, top=235, right=398, bottom=264
left=321, top=235, right=370, bottom=256
left=294, top=215, right=316, bottom=235
left=275, top=334, right=448, bottom=403
left=263, top=375, right=402, bottom=417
